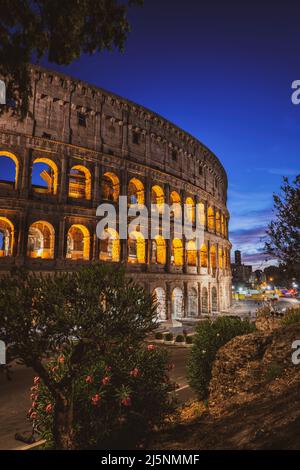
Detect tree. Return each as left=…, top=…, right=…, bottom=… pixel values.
left=0, top=264, right=165, bottom=450
left=265, top=175, right=300, bottom=279
left=0, top=0, right=143, bottom=117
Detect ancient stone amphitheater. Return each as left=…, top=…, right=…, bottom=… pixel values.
left=0, top=66, right=231, bottom=320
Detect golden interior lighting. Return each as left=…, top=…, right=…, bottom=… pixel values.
left=69, top=165, right=92, bottom=200
left=0, top=217, right=14, bottom=257
left=221, top=214, right=225, bottom=236
left=170, top=191, right=181, bottom=218
left=200, top=243, right=208, bottom=267
left=66, top=224, right=90, bottom=260
left=208, top=206, right=215, bottom=231
left=27, top=221, right=55, bottom=259
left=0, top=151, right=19, bottom=189
left=32, top=158, right=58, bottom=195
left=151, top=185, right=165, bottom=212
left=128, top=231, right=146, bottom=263
left=172, top=238, right=183, bottom=266
left=99, top=228, right=120, bottom=262
left=152, top=235, right=166, bottom=265
left=186, top=197, right=196, bottom=224
left=219, top=247, right=223, bottom=269
left=210, top=245, right=217, bottom=269
left=198, top=202, right=206, bottom=226
left=102, top=172, right=120, bottom=202
left=216, top=211, right=221, bottom=234
left=186, top=240, right=197, bottom=266
left=128, top=178, right=145, bottom=205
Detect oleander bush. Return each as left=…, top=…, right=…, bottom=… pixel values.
left=155, top=332, right=163, bottom=340
left=164, top=333, right=174, bottom=342
left=175, top=335, right=184, bottom=343
left=185, top=335, right=193, bottom=344
left=187, top=316, right=255, bottom=399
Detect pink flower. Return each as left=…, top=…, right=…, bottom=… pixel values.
left=45, top=404, right=53, bottom=413
left=30, top=393, right=38, bottom=401
left=91, top=394, right=101, bottom=406
left=121, top=397, right=132, bottom=407
left=147, top=344, right=156, bottom=351
left=130, top=368, right=140, bottom=378
left=33, top=376, right=40, bottom=385
left=31, top=401, right=37, bottom=408
left=29, top=411, right=37, bottom=420
left=51, top=366, right=58, bottom=373
left=102, top=376, right=110, bottom=386
left=85, top=375, right=93, bottom=384
left=30, top=385, right=39, bottom=392
left=58, top=356, right=65, bottom=364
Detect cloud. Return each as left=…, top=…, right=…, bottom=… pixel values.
left=254, top=167, right=298, bottom=177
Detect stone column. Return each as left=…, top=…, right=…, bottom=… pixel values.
left=58, top=218, right=66, bottom=259
left=166, top=281, right=172, bottom=321
left=93, top=161, right=101, bottom=207
left=198, top=282, right=202, bottom=316
left=184, top=281, right=188, bottom=318
left=21, top=149, right=31, bottom=198
left=59, top=154, right=68, bottom=203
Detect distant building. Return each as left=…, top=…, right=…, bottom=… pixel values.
left=231, top=250, right=252, bottom=285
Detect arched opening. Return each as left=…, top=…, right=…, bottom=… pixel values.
left=186, top=197, right=196, bottom=224
left=99, top=228, right=120, bottom=262
left=171, top=238, right=183, bottom=266
left=0, top=217, right=14, bottom=257
left=188, top=287, right=198, bottom=318
left=211, top=287, right=218, bottom=312
left=216, top=211, right=221, bottom=234
left=27, top=221, right=55, bottom=259
left=31, top=158, right=58, bottom=195
left=66, top=225, right=90, bottom=260
left=0, top=152, right=19, bottom=190
left=151, top=185, right=164, bottom=212
left=198, top=202, right=206, bottom=226
left=128, top=178, right=144, bottom=205
left=200, top=243, right=208, bottom=267
left=69, top=165, right=92, bottom=200
left=202, top=287, right=208, bottom=314
left=221, top=214, right=225, bottom=236
left=101, top=172, right=120, bottom=202
left=210, top=245, right=217, bottom=269
left=153, top=287, right=167, bottom=321
left=128, top=231, right=146, bottom=264
left=219, top=247, right=224, bottom=269
left=186, top=240, right=197, bottom=266
left=151, top=235, right=166, bottom=265
left=170, top=191, right=181, bottom=218
left=208, top=207, right=215, bottom=231
left=172, top=287, right=184, bottom=319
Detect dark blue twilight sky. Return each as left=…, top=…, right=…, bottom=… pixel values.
left=4, top=0, right=300, bottom=268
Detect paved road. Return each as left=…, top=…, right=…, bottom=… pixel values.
left=0, top=346, right=193, bottom=450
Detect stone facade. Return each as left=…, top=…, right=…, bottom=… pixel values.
left=0, top=65, right=232, bottom=320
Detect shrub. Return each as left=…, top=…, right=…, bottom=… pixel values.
left=281, top=308, right=300, bottom=326
left=164, top=333, right=173, bottom=342
left=175, top=335, right=184, bottom=343
left=185, top=335, right=193, bottom=344
left=187, top=316, right=255, bottom=399
left=155, top=332, right=163, bottom=340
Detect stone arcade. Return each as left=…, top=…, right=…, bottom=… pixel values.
left=0, top=66, right=232, bottom=320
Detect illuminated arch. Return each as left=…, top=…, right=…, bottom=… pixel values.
left=208, top=206, right=215, bottom=231
left=151, top=235, right=166, bottom=265
left=221, top=214, right=225, bottom=236
left=210, top=245, right=217, bottom=269
left=188, top=287, right=198, bottom=318
left=102, top=172, right=120, bottom=202
left=216, top=211, right=221, bottom=234
left=170, top=191, right=181, bottom=218
left=151, top=185, right=165, bottom=212
left=32, top=158, right=58, bottom=195
left=27, top=221, right=55, bottom=259
left=198, top=202, right=206, bottom=226
left=128, top=231, right=146, bottom=264
left=0, top=217, right=14, bottom=257
left=0, top=151, right=19, bottom=188
left=172, top=238, right=183, bottom=266
left=66, top=224, right=90, bottom=260
left=128, top=178, right=144, bottom=205
left=69, top=165, right=92, bottom=200
left=211, top=287, right=218, bottom=312
left=202, top=287, right=209, bottom=314
left=185, top=197, right=196, bottom=224
left=172, top=287, right=184, bottom=319
left=219, top=247, right=224, bottom=269
left=200, top=243, right=208, bottom=268
left=153, top=287, right=167, bottom=321
left=99, top=228, right=120, bottom=262
left=186, top=240, right=197, bottom=266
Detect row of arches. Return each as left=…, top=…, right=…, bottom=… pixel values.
left=0, top=217, right=231, bottom=267
left=0, top=152, right=228, bottom=236
left=153, top=285, right=219, bottom=320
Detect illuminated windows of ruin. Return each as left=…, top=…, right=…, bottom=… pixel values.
left=128, top=178, right=145, bottom=205
left=208, top=206, right=215, bottom=231
left=31, top=158, right=58, bottom=195
left=0, top=152, right=19, bottom=189
left=153, top=287, right=167, bottom=321
left=66, top=225, right=90, bottom=260
left=200, top=243, right=208, bottom=268
left=0, top=217, right=14, bottom=257
left=186, top=197, right=196, bottom=224
left=219, top=247, right=224, bottom=269
left=27, top=221, right=55, bottom=259
left=152, top=235, right=166, bottom=265
left=170, top=191, right=182, bottom=219
left=151, top=185, right=165, bottom=213
left=186, top=240, right=197, bottom=266
left=101, top=172, right=120, bottom=202
left=68, top=165, right=92, bottom=200
left=128, top=231, right=146, bottom=264
left=172, top=238, right=184, bottom=266
left=216, top=211, right=221, bottom=234
left=99, top=228, right=120, bottom=263
left=210, top=245, right=217, bottom=269
left=198, top=202, right=206, bottom=226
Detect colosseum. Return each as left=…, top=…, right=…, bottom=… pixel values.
left=0, top=66, right=232, bottom=321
